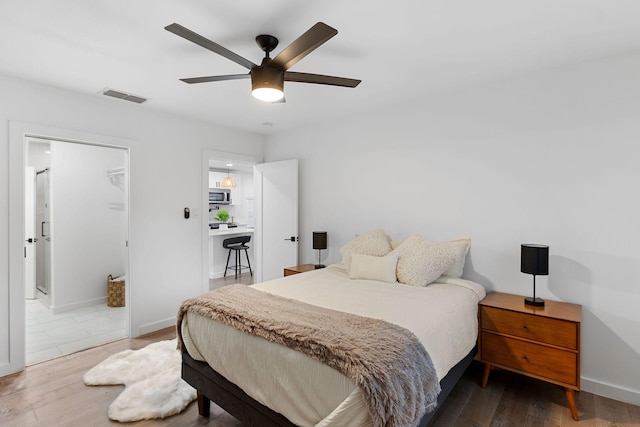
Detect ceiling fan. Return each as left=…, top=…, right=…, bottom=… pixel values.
left=165, top=22, right=361, bottom=102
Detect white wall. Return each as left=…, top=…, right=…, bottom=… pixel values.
left=0, top=74, right=263, bottom=375
left=265, top=50, right=640, bottom=404
left=50, top=141, right=126, bottom=312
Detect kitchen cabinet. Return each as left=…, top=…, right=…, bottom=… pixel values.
left=208, top=171, right=224, bottom=188
left=229, top=173, right=240, bottom=205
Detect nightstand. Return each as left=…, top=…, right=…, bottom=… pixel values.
left=283, top=264, right=317, bottom=276
left=478, top=292, right=582, bottom=420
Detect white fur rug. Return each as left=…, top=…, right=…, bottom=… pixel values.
left=83, top=339, right=196, bottom=422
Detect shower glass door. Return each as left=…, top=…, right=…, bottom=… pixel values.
left=35, top=168, right=51, bottom=296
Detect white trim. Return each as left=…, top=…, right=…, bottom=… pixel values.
left=50, top=296, right=109, bottom=315
left=4, top=121, right=133, bottom=377
left=253, top=164, right=264, bottom=284
left=201, top=150, right=262, bottom=294
left=6, top=122, right=26, bottom=376
left=582, top=376, right=640, bottom=406
left=137, top=317, right=176, bottom=336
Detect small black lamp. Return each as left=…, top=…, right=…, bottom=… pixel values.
left=521, top=244, right=549, bottom=307
left=313, top=231, right=327, bottom=269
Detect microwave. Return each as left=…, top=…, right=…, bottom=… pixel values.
left=209, top=188, right=231, bottom=205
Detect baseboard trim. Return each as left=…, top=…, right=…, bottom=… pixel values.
left=582, top=377, right=640, bottom=406
left=0, top=361, right=21, bottom=378
left=50, top=296, right=108, bottom=314
left=137, top=317, right=176, bottom=337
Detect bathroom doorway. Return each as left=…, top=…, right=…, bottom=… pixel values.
left=24, top=137, right=129, bottom=365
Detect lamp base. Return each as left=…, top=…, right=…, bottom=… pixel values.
left=524, top=296, right=545, bottom=307
left=314, top=264, right=325, bottom=269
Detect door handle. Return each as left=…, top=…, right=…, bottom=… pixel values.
left=26, top=238, right=38, bottom=243
left=41, top=221, right=47, bottom=237
left=284, top=236, right=298, bottom=242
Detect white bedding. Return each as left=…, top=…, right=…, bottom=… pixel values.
left=181, top=265, right=485, bottom=427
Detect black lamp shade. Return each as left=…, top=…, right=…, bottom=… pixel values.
left=313, top=232, right=327, bottom=250
left=521, top=244, right=549, bottom=275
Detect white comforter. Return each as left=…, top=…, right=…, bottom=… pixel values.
left=181, top=265, right=485, bottom=427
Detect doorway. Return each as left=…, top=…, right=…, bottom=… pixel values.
left=200, top=151, right=300, bottom=291
left=24, top=136, right=129, bottom=365
left=206, top=156, right=257, bottom=289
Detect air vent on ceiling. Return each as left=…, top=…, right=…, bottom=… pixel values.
left=100, top=88, right=148, bottom=104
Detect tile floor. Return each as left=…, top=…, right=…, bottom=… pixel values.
left=25, top=298, right=127, bottom=365
left=24, top=272, right=251, bottom=367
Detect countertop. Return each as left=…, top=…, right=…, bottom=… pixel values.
left=209, top=226, right=254, bottom=237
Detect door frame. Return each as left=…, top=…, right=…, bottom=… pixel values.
left=5, top=121, right=132, bottom=376
left=24, top=166, right=36, bottom=300
left=201, top=150, right=262, bottom=293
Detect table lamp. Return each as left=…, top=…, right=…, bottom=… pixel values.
left=313, top=232, right=327, bottom=269
left=521, top=244, right=549, bottom=307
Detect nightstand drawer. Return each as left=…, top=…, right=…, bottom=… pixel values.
left=481, top=306, right=578, bottom=349
left=481, top=331, right=578, bottom=386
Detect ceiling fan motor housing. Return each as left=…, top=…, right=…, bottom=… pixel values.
left=251, top=65, right=284, bottom=92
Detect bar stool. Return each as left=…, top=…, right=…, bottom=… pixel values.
left=223, top=235, right=253, bottom=279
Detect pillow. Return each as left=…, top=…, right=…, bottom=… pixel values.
left=390, top=238, right=405, bottom=250
left=441, top=238, right=471, bottom=278
left=391, top=234, right=457, bottom=286
left=349, top=253, right=399, bottom=283
left=339, top=229, right=392, bottom=271
left=391, top=236, right=471, bottom=278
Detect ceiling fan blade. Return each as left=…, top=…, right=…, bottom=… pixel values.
left=285, top=71, right=361, bottom=88
left=180, top=74, right=251, bottom=84
left=271, top=22, right=337, bottom=70
left=165, top=23, right=256, bottom=70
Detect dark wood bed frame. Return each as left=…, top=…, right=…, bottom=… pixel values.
left=181, top=346, right=477, bottom=427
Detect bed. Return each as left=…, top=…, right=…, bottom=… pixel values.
left=178, top=230, right=484, bottom=426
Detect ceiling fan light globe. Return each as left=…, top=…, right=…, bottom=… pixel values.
left=252, top=87, right=284, bottom=102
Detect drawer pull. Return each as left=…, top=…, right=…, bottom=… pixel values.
left=522, top=324, right=528, bottom=330
left=522, top=354, right=528, bottom=360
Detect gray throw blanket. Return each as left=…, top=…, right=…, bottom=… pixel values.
left=177, top=284, right=440, bottom=427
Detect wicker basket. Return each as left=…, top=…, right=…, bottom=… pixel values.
left=107, top=274, right=125, bottom=307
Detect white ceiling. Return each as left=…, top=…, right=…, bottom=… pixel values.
left=3, top=1, right=640, bottom=135
left=209, top=159, right=253, bottom=174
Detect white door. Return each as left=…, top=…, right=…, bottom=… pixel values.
left=254, top=159, right=298, bottom=282
left=24, top=167, right=36, bottom=299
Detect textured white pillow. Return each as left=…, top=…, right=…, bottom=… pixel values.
left=349, top=253, right=398, bottom=283
left=391, top=236, right=471, bottom=278
left=391, top=234, right=457, bottom=286
left=339, top=229, right=392, bottom=271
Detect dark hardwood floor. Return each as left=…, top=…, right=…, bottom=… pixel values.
left=209, top=272, right=254, bottom=290
left=428, top=361, right=640, bottom=426
left=2, top=276, right=638, bottom=426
